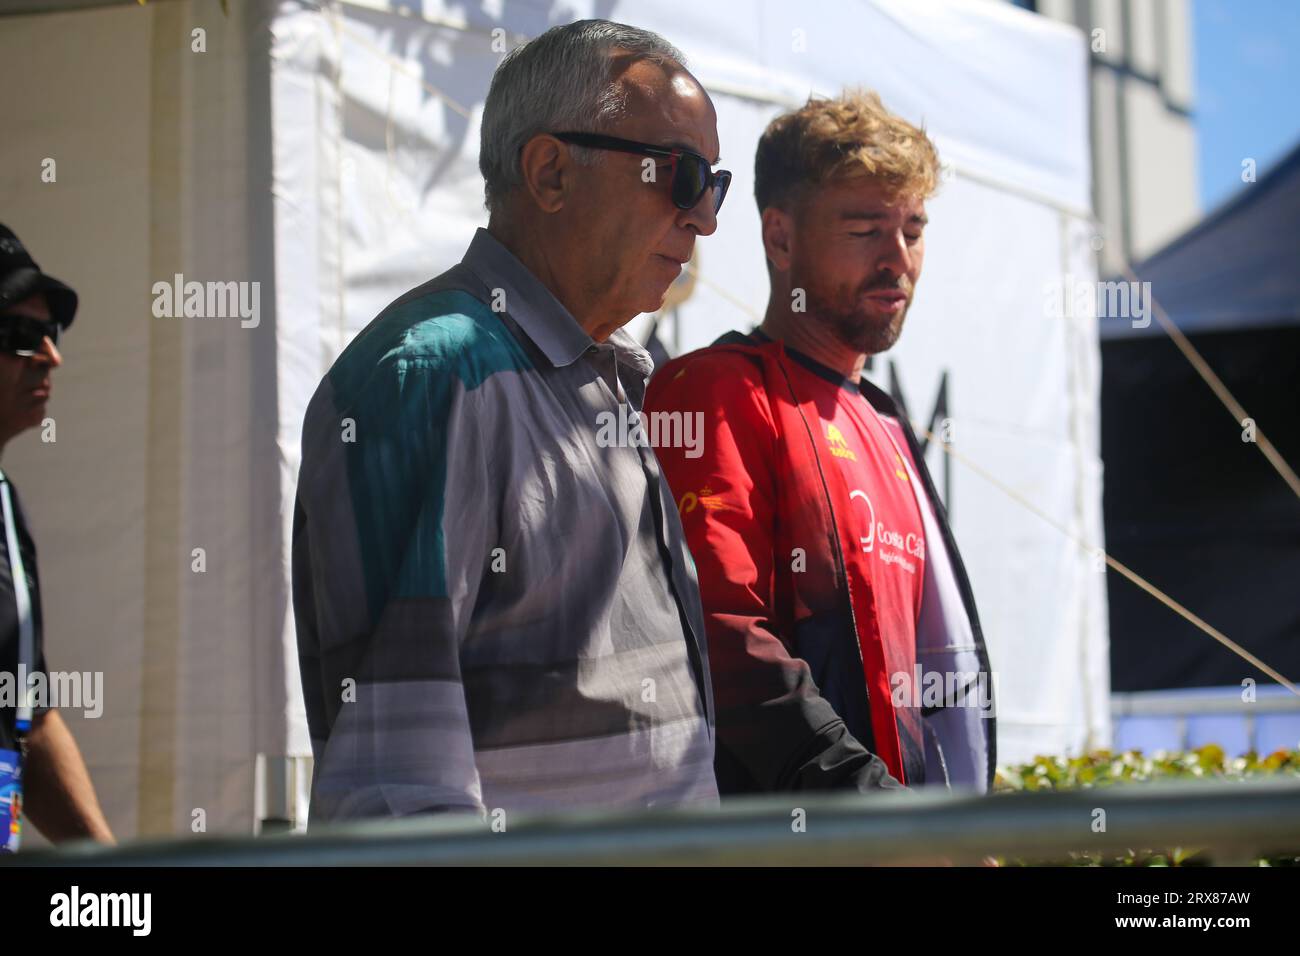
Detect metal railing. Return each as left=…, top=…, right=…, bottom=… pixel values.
left=8, top=778, right=1300, bottom=866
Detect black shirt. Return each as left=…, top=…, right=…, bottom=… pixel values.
left=0, top=477, right=46, bottom=753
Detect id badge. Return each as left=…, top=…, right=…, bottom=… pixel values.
left=0, top=747, right=22, bottom=854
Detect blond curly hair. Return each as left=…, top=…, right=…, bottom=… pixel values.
left=755, top=89, right=940, bottom=211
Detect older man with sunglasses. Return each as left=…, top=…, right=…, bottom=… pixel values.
left=0, top=224, right=114, bottom=851
left=294, top=20, right=731, bottom=822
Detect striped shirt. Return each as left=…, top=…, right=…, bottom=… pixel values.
left=293, top=227, right=718, bottom=823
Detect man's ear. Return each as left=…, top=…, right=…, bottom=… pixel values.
left=761, top=205, right=794, bottom=273
left=518, top=133, right=568, bottom=214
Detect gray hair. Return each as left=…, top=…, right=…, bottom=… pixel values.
left=479, top=19, right=686, bottom=213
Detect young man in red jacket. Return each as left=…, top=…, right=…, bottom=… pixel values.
left=646, top=90, right=995, bottom=796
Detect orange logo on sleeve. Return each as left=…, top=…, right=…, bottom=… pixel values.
left=678, top=485, right=728, bottom=515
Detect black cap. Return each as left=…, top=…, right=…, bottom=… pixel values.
left=0, top=224, right=78, bottom=328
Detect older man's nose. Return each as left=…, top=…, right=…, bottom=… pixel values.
left=682, top=190, right=719, bottom=237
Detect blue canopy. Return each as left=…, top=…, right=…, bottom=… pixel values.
left=1102, top=140, right=1300, bottom=340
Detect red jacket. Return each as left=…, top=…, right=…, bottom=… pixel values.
left=646, top=333, right=996, bottom=794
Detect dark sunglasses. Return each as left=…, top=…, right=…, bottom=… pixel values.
left=0, top=314, right=60, bottom=357
left=553, top=132, right=732, bottom=213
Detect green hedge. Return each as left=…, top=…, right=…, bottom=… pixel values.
left=992, top=746, right=1300, bottom=866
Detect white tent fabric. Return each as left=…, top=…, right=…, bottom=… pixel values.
left=1, top=0, right=1107, bottom=839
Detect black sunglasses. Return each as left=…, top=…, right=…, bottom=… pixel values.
left=553, top=132, right=732, bottom=213
left=0, top=314, right=60, bottom=357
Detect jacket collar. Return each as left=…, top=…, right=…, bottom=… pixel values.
left=463, top=227, right=657, bottom=385
left=721, top=328, right=904, bottom=418
left=461, top=227, right=593, bottom=368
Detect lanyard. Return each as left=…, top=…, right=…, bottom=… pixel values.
left=0, top=469, right=34, bottom=736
